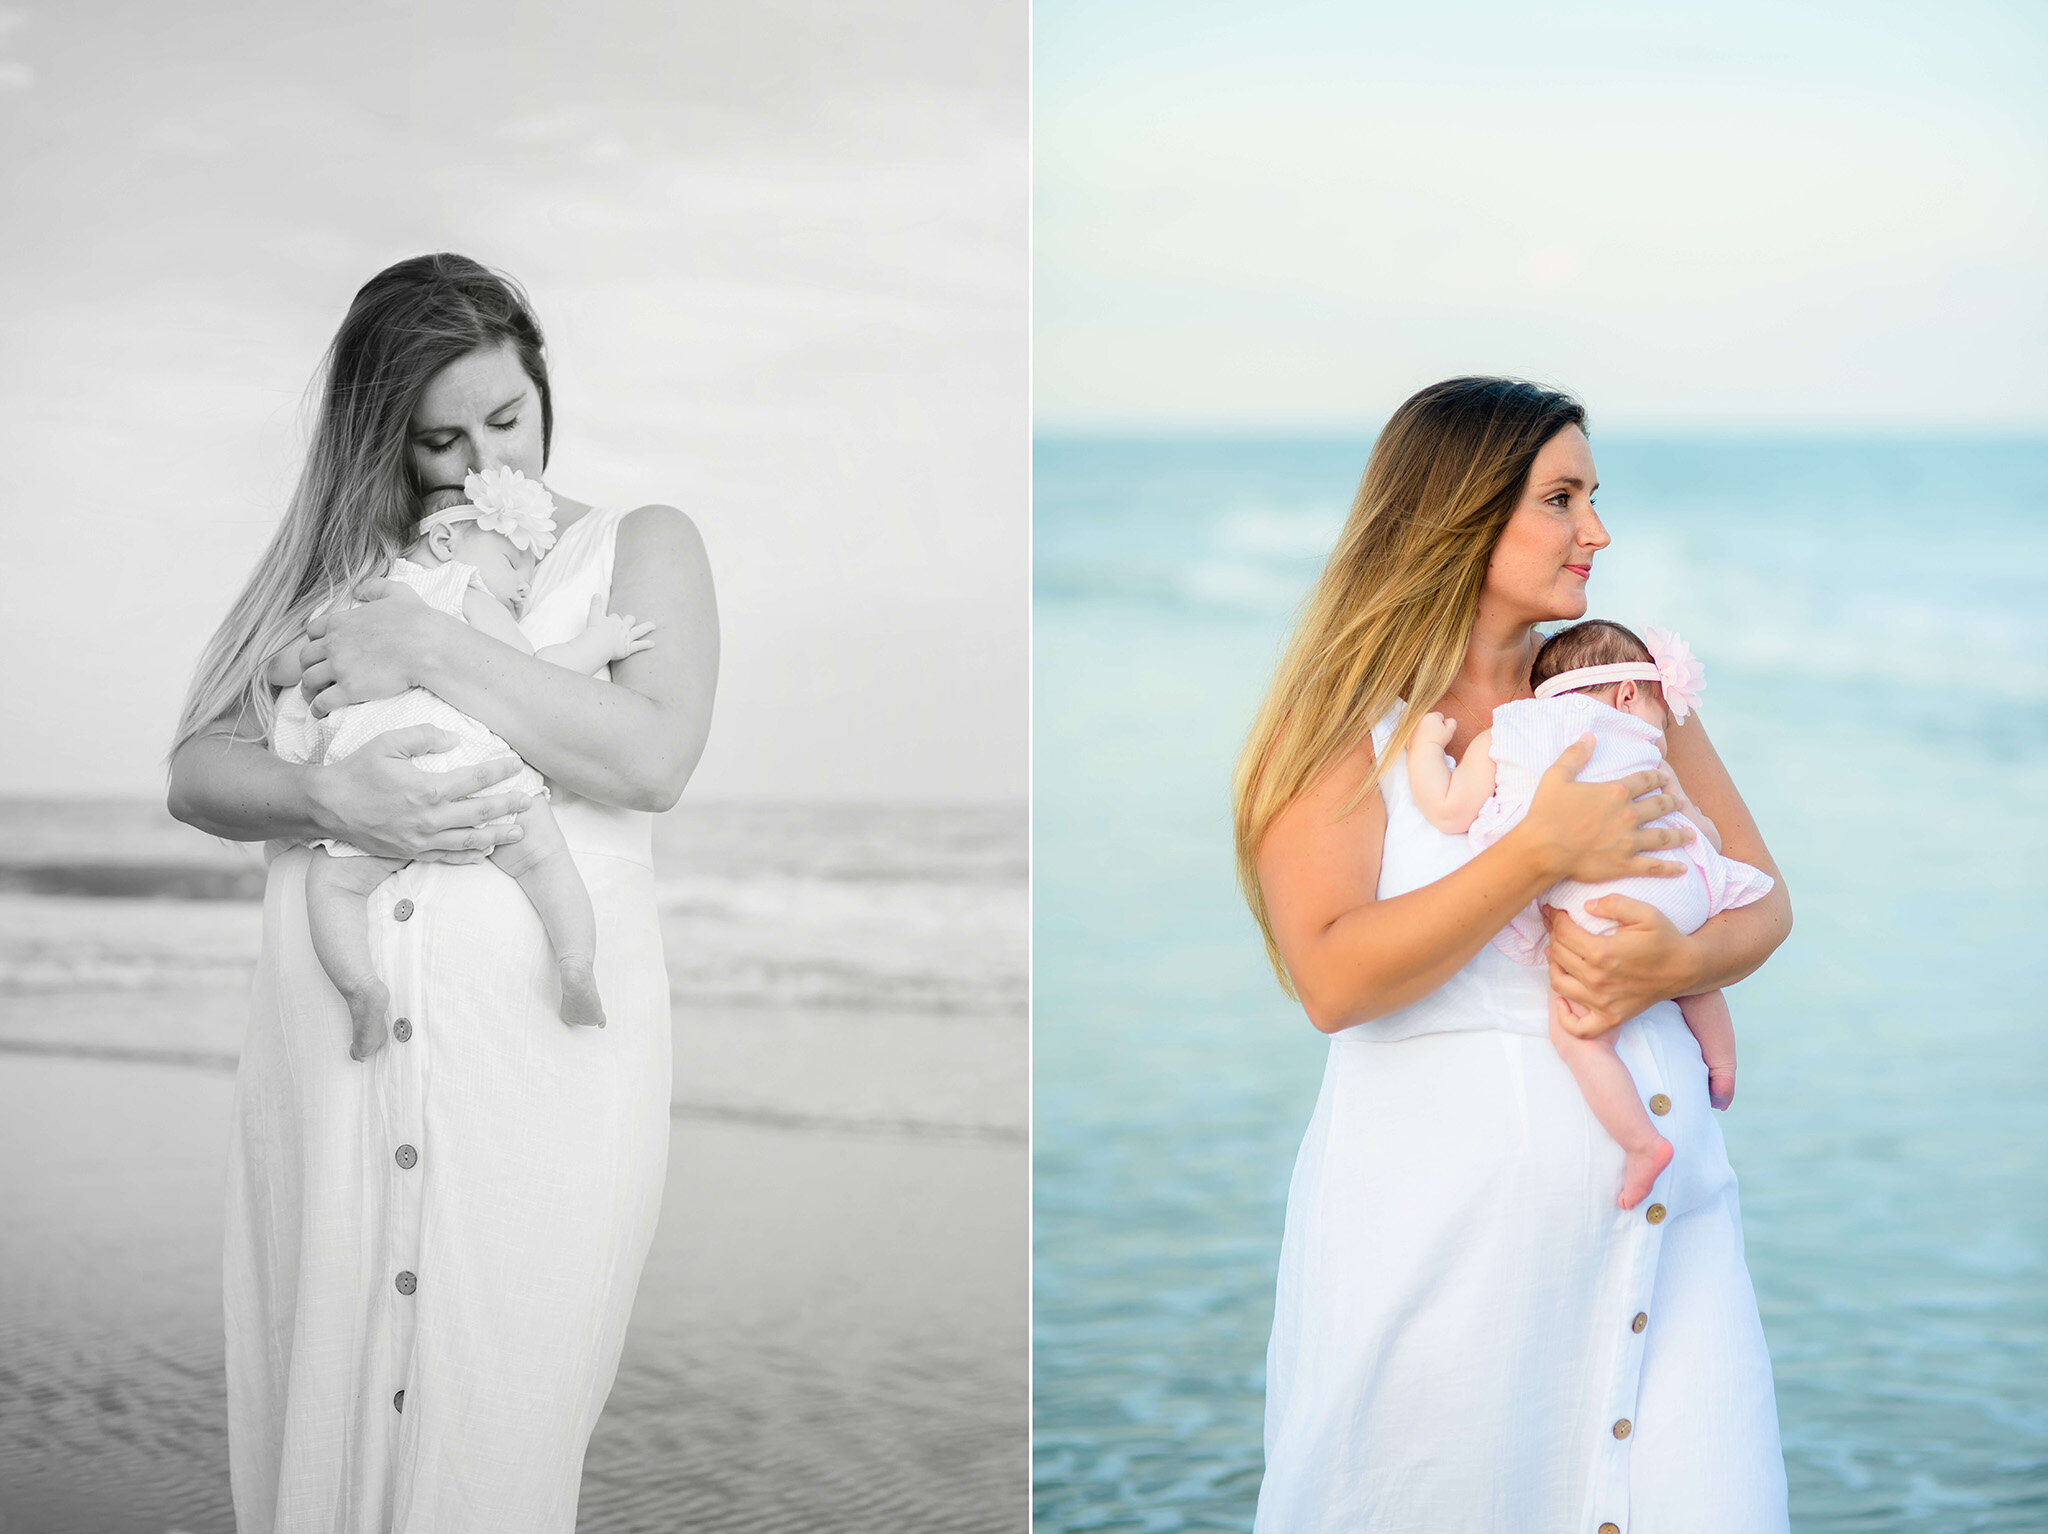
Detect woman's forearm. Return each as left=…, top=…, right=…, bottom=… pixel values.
left=1685, top=878, right=1793, bottom=995
left=1293, top=827, right=1561, bottom=1033
left=418, top=619, right=698, bottom=812
left=168, top=732, right=332, bottom=844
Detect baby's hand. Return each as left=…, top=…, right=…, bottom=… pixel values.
left=577, top=593, right=657, bottom=661
left=1414, top=711, right=1457, bottom=749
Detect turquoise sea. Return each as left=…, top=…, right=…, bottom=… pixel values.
left=1032, top=436, right=2048, bottom=1531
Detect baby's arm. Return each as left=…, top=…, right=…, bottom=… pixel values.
left=1660, top=764, right=1722, bottom=851
left=534, top=594, right=658, bottom=675
left=462, top=586, right=537, bottom=656
left=1405, top=714, right=1498, bottom=834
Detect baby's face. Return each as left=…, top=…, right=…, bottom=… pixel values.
left=447, top=524, right=539, bottom=615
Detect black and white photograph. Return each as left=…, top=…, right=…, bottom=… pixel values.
left=0, top=4, right=1026, bottom=1531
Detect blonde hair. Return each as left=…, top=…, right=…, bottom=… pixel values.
left=1231, top=377, right=1587, bottom=994
left=169, top=254, right=554, bottom=759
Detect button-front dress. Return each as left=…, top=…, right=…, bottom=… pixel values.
left=225, top=508, right=674, bottom=1533
left=1253, top=703, right=1788, bottom=1534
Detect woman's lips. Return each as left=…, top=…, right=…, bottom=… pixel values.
left=1563, top=563, right=1591, bottom=579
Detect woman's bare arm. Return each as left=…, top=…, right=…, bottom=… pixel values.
left=297, top=506, right=720, bottom=813
left=1262, top=732, right=1689, bottom=1033
left=1543, top=710, right=1792, bottom=1033
left=167, top=725, right=532, bottom=860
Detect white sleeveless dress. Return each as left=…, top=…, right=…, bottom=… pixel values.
left=1253, top=703, right=1788, bottom=1534
left=225, top=508, right=674, bottom=1533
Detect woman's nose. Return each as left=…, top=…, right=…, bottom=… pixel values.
left=1580, top=507, right=1611, bottom=549
left=454, top=437, right=511, bottom=474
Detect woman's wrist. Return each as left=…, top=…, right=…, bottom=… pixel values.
left=408, top=607, right=460, bottom=693
left=1498, top=816, right=1570, bottom=885
left=301, top=761, right=347, bottom=844
left=1666, top=929, right=1708, bottom=999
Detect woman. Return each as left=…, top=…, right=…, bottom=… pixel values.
left=1234, top=378, right=1790, bottom=1532
left=167, top=254, right=719, bottom=1532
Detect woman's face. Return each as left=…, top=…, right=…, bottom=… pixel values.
left=409, top=341, right=546, bottom=498
left=1480, top=424, right=1609, bottom=626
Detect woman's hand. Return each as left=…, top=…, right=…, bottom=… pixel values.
left=297, top=580, right=456, bottom=718
left=1509, top=734, right=1693, bottom=885
left=1543, top=895, right=1702, bottom=1038
left=308, top=724, right=532, bottom=863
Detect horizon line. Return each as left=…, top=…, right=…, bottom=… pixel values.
left=1033, top=421, right=2048, bottom=443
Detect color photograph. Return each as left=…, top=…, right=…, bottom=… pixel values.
left=1034, top=3, right=2046, bottom=1530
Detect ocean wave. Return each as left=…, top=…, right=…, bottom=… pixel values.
left=0, top=1037, right=1020, bottom=1142
left=0, top=951, right=256, bottom=993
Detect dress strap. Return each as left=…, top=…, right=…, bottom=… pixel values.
left=1369, top=699, right=1409, bottom=756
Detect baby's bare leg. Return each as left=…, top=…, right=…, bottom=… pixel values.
left=1678, top=988, right=1737, bottom=1110
left=1550, top=1001, right=1673, bottom=1210
left=490, top=801, right=605, bottom=1029
left=305, top=848, right=410, bottom=1061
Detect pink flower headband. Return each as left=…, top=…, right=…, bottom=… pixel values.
left=416, top=466, right=558, bottom=556
left=1531, top=625, right=1706, bottom=723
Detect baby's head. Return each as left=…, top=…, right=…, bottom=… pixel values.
left=1529, top=619, right=1670, bottom=729
left=414, top=486, right=539, bottom=614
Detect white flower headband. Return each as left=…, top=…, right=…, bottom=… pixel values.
left=416, top=466, right=558, bottom=555
left=1532, top=625, right=1706, bottom=723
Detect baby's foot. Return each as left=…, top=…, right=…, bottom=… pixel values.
left=1617, top=1135, right=1674, bottom=1210
left=345, top=981, right=391, bottom=1062
left=1708, top=1067, right=1735, bottom=1111
left=558, top=958, right=607, bottom=1030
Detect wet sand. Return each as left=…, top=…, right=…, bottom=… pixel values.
left=0, top=1052, right=1023, bottom=1534
left=0, top=800, right=1026, bottom=1533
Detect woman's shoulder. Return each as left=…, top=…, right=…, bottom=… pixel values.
left=615, top=502, right=705, bottom=550
left=547, top=497, right=705, bottom=556
left=612, top=504, right=713, bottom=592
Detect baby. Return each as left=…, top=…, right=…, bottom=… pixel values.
left=1406, top=620, right=1774, bottom=1208
left=267, top=467, right=655, bottom=1061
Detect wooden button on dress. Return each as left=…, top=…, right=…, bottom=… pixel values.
left=395, top=1271, right=416, bottom=1295
left=1613, top=1418, right=1632, bottom=1439
left=393, top=1389, right=405, bottom=1412
left=1632, top=1311, right=1648, bottom=1333
left=1648, top=1094, right=1671, bottom=1115
left=1599, top=1523, right=1621, bottom=1534
left=393, top=898, right=415, bottom=922
left=393, top=1017, right=412, bottom=1042
left=395, top=1144, right=418, bottom=1170
left=1645, top=1203, right=1666, bottom=1224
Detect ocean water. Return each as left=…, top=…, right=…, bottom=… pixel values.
left=0, top=799, right=1027, bottom=1533
left=1032, top=436, right=2048, bottom=1531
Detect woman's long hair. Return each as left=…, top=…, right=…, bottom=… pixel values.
left=169, top=254, right=554, bottom=758
left=1231, top=377, right=1587, bottom=993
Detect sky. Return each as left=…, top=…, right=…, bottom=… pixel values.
left=0, top=0, right=1025, bottom=801
left=1035, top=0, right=2048, bottom=432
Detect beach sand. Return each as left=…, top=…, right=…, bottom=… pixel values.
left=0, top=800, right=1026, bottom=1533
